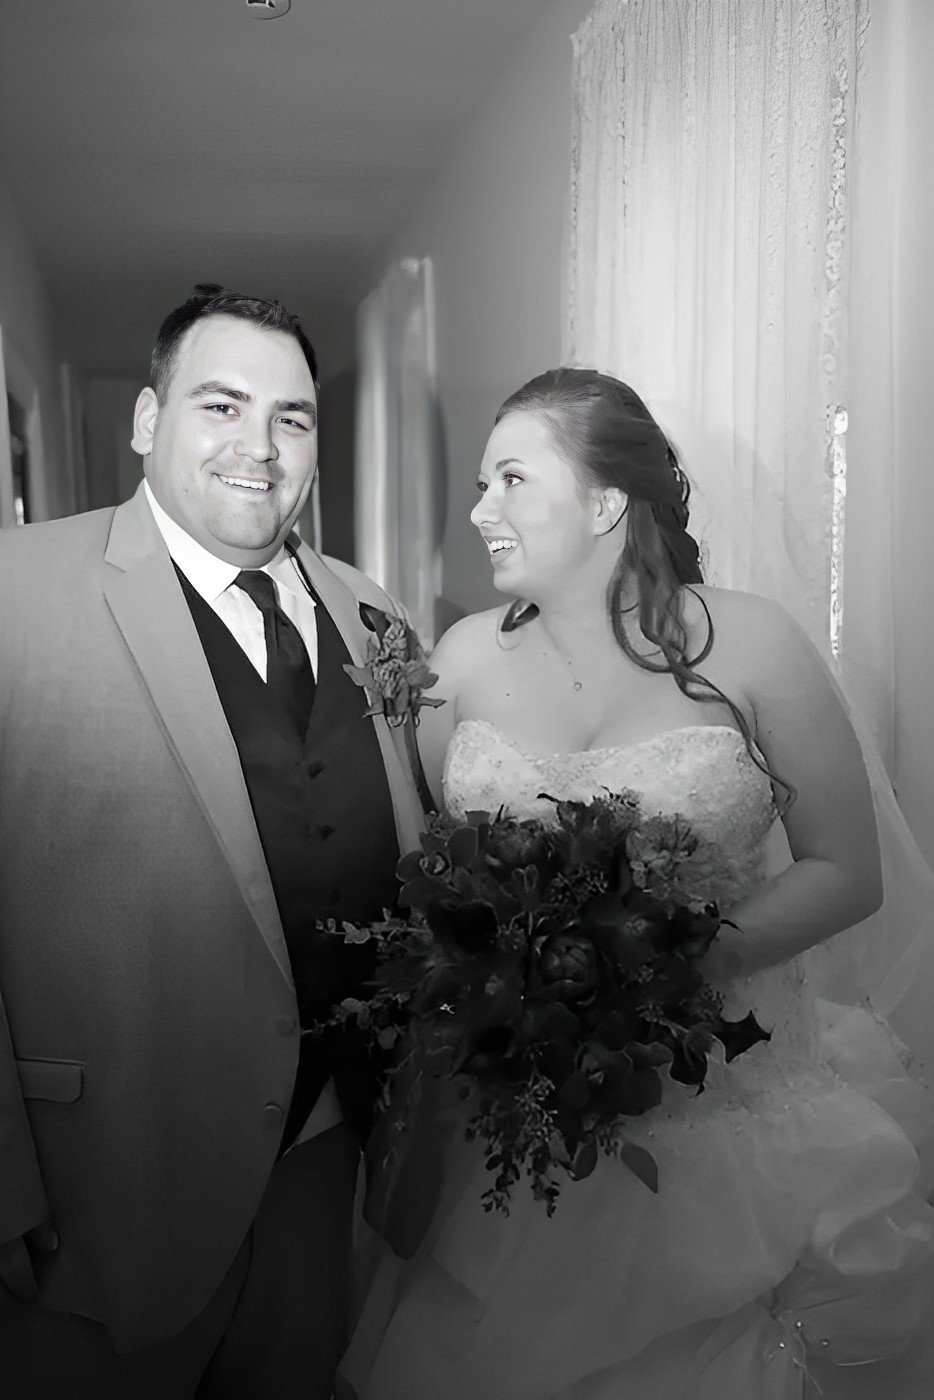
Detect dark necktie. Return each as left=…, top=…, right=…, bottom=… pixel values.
left=234, top=570, right=316, bottom=737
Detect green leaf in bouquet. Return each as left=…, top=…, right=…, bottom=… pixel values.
left=640, top=957, right=705, bottom=1013
left=520, top=1000, right=580, bottom=1045
left=447, top=824, right=480, bottom=869
left=617, top=1140, right=659, bottom=1194
left=399, top=874, right=456, bottom=912
left=715, top=1010, right=771, bottom=1061
left=556, top=1070, right=591, bottom=1111
left=536, top=1038, right=576, bottom=1086
left=668, top=1023, right=715, bottom=1087
left=463, top=868, right=524, bottom=922
left=508, top=864, right=542, bottom=912
left=340, top=921, right=372, bottom=945
left=627, top=1041, right=674, bottom=1069
left=567, top=1137, right=599, bottom=1181
left=582, top=1046, right=634, bottom=1116
left=591, top=1009, right=643, bottom=1052
left=658, top=904, right=721, bottom=959
left=622, top=1066, right=665, bottom=1115
left=553, top=1103, right=585, bottom=1147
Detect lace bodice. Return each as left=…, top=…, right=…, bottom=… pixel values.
left=444, top=720, right=776, bottom=911
left=444, top=720, right=818, bottom=1082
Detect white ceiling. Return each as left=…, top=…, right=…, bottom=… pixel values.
left=0, top=0, right=549, bottom=378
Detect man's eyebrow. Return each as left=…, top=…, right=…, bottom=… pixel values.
left=276, top=398, right=317, bottom=420
left=187, top=381, right=250, bottom=402
left=186, top=382, right=316, bottom=421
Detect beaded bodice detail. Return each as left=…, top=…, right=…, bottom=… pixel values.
left=444, top=721, right=775, bottom=912
left=444, top=720, right=818, bottom=1086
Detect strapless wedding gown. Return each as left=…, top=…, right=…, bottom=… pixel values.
left=343, top=721, right=934, bottom=1400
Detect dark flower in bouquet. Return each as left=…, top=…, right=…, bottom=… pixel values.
left=315, top=794, right=769, bottom=1215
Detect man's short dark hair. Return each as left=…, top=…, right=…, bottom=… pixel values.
left=150, top=283, right=319, bottom=401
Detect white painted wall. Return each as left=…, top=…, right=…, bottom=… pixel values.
left=84, top=378, right=143, bottom=511
left=378, top=0, right=593, bottom=615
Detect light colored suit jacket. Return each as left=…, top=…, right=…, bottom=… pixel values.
left=0, top=484, right=424, bottom=1350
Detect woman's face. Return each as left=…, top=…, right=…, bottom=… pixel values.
left=471, top=410, right=598, bottom=599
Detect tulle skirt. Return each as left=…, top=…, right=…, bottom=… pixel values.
left=342, top=994, right=934, bottom=1400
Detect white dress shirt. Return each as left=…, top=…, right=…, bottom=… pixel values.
left=145, top=481, right=341, bottom=1143
left=144, top=480, right=318, bottom=680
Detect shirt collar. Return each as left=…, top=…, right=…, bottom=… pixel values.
left=143, top=479, right=295, bottom=606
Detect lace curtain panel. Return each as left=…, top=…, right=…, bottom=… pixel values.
left=566, top=0, right=934, bottom=1147
left=566, top=0, right=868, bottom=656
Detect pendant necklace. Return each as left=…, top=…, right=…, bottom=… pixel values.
left=499, top=600, right=585, bottom=691
left=544, top=633, right=585, bottom=692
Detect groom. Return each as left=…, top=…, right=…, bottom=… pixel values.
left=0, top=284, right=424, bottom=1397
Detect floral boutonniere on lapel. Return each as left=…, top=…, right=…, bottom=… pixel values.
left=344, top=603, right=444, bottom=813
left=344, top=603, right=445, bottom=729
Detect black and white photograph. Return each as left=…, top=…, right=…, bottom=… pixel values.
left=0, top=1, right=932, bottom=1396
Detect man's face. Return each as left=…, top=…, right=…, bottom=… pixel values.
left=132, top=314, right=318, bottom=566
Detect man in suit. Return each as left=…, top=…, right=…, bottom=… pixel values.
left=0, top=284, right=424, bottom=1397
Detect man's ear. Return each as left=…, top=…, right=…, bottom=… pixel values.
left=594, top=487, right=627, bottom=537
left=131, top=388, right=158, bottom=457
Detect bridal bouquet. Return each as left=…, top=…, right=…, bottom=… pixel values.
left=318, top=794, right=768, bottom=1214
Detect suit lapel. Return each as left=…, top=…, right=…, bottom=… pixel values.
left=102, top=486, right=292, bottom=988
left=290, top=539, right=425, bottom=855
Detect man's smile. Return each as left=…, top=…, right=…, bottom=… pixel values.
left=215, top=473, right=273, bottom=493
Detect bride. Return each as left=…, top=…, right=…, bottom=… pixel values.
left=343, top=369, right=934, bottom=1399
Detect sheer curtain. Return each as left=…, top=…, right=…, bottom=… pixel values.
left=565, top=0, right=934, bottom=1104
left=566, top=0, right=867, bottom=656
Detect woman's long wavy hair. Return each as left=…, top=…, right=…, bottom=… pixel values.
left=495, top=368, right=793, bottom=808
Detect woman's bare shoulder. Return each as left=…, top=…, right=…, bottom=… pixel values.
left=685, top=584, right=802, bottom=654
left=431, top=605, right=513, bottom=676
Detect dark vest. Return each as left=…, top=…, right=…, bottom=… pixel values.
left=175, top=563, right=401, bottom=1142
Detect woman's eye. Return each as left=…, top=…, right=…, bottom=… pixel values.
left=476, top=480, right=488, bottom=494
left=503, top=472, right=522, bottom=487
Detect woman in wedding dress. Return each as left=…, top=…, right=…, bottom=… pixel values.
left=343, top=369, right=934, bottom=1400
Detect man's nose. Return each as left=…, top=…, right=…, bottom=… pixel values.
left=236, top=417, right=278, bottom=462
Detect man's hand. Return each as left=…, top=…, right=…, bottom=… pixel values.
left=0, top=1221, right=58, bottom=1301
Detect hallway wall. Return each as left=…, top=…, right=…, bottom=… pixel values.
left=376, top=0, right=593, bottom=615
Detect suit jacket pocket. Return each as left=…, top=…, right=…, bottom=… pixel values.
left=16, top=1057, right=84, bottom=1103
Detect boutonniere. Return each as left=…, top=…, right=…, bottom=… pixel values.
left=344, top=603, right=445, bottom=729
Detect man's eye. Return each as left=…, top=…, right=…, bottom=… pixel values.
left=206, top=404, right=237, bottom=415
left=278, top=417, right=310, bottom=431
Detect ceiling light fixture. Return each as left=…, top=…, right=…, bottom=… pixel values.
left=245, top=0, right=291, bottom=18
